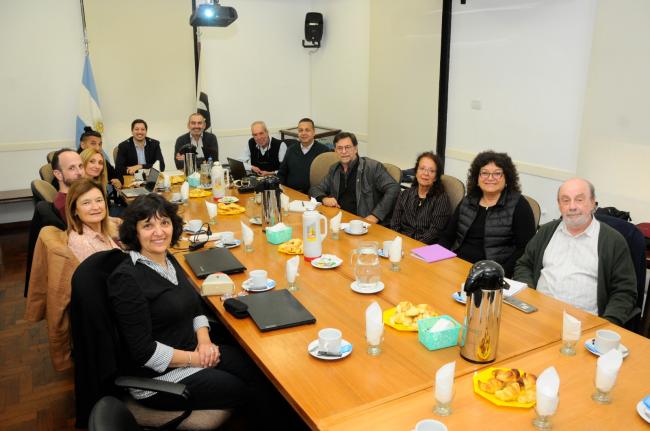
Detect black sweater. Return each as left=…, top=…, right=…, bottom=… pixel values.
left=107, top=256, right=202, bottom=377
left=277, top=142, right=330, bottom=193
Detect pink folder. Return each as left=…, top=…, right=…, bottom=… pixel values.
left=410, top=244, right=456, bottom=263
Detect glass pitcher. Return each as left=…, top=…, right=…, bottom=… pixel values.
left=351, top=241, right=381, bottom=289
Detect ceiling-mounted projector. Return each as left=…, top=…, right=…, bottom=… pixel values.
left=190, top=1, right=238, bottom=27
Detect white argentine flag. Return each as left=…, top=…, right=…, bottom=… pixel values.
left=75, top=54, right=104, bottom=148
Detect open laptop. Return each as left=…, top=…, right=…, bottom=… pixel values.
left=226, top=157, right=250, bottom=180
left=239, top=290, right=316, bottom=332
left=121, top=167, right=160, bottom=198
left=184, top=246, right=246, bottom=278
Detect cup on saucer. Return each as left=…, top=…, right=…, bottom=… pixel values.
left=414, top=419, right=447, bottom=431
left=249, top=270, right=268, bottom=290
left=349, top=220, right=365, bottom=234
left=220, top=231, right=235, bottom=243
left=595, top=329, right=620, bottom=354
left=187, top=219, right=203, bottom=233
left=318, top=328, right=342, bottom=355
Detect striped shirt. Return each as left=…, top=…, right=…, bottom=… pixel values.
left=390, top=185, right=452, bottom=245
left=128, top=251, right=209, bottom=399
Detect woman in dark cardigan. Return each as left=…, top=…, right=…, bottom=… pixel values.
left=439, top=150, right=536, bottom=277
left=107, top=194, right=279, bottom=427
left=391, top=152, right=451, bottom=244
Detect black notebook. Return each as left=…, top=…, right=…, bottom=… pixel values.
left=184, top=247, right=246, bottom=278
left=239, top=290, right=316, bottom=332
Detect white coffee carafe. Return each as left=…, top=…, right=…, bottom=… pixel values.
left=302, top=210, right=327, bottom=261
left=211, top=161, right=225, bottom=199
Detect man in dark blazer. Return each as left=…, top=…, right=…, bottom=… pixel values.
left=174, top=113, right=219, bottom=169
left=114, top=119, right=165, bottom=178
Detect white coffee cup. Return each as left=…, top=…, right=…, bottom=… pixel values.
left=187, top=219, right=203, bottom=233
left=220, top=231, right=235, bottom=243
left=595, top=329, right=621, bottom=354
left=349, top=220, right=365, bottom=234
left=383, top=240, right=392, bottom=253
left=318, top=328, right=342, bottom=354
left=249, top=269, right=268, bottom=289
left=414, top=419, right=448, bottom=431
left=171, top=192, right=182, bottom=202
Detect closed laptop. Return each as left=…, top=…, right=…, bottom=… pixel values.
left=184, top=247, right=246, bottom=279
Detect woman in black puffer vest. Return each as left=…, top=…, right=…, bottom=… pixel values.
left=439, top=151, right=536, bottom=277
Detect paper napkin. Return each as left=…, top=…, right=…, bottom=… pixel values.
left=241, top=221, right=254, bottom=246
left=286, top=255, right=300, bottom=283
left=562, top=310, right=581, bottom=341
left=180, top=181, right=190, bottom=201
left=330, top=211, right=342, bottom=232
left=536, top=366, right=560, bottom=416
left=596, top=348, right=623, bottom=392
left=205, top=200, right=217, bottom=219
left=389, top=236, right=402, bottom=263
left=365, top=301, right=383, bottom=345
left=435, top=361, right=456, bottom=403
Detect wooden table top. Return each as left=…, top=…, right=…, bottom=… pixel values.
left=320, top=324, right=650, bottom=431
left=150, top=184, right=621, bottom=429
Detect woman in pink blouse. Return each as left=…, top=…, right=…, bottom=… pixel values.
left=66, top=178, right=119, bottom=262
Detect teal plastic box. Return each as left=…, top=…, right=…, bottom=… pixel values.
left=417, top=315, right=461, bottom=351
left=266, top=226, right=293, bottom=245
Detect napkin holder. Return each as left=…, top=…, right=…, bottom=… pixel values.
left=266, top=226, right=292, bottom=245
left=200, top=273, right=235, bottom=296
left=418, top=315, right=461, bottom=351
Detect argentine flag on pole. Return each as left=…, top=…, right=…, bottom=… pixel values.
left=75, top=54, right=104, bottom=148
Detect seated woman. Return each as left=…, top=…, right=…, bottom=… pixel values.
left=439, top=150, right=536, bottom=277
left=80, top=148, right=108, bottom=190
left=81, top=148, right=125, bottom=216
left=390, top=152, right=451, bottom=244
left=107, top=194, right=277, bottom=427
left=66, top=178, right=119, bottom=262
left=114, top=118, right=165, bottom=178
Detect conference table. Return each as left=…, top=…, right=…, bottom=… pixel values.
left=132, top=181, right=648, bottom=430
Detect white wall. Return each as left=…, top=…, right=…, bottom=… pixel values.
left=577, top=0, right=650, bottom=222
left=84, top=0, right=196, bottom=164
left=310, top=0, right=369, bottom=147
left=445, top=0, right=597, bottom=223
left=198, top=0, right=312, bottom=163
left=367, top=0, right=443, bottom=167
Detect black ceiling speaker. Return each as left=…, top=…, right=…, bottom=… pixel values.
left=302, top=12, right=323, bottom=48
left=190, top=1, right=238, bottom=27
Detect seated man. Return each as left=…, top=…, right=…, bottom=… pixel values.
left=51, top=148, right=84, bottom=220
left=78, top=127, right=121, bottom=190
left=174, top=112, right=219, bottom=169
left=243, top=121, right=287, bottom=176
left=277, top=118, right=330, bottom=193
left=309, top=132, right=400, bottom=225
left=514, top=178, right=637, bottom=325
left=115, top=119, right=165, bottom=178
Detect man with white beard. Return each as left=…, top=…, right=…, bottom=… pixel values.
left=514, top=178, right=637, bottom=325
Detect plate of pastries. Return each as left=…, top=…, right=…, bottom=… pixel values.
left=278, top=238, right=303, bottom=255
left=473, top=367, right=537, bottom=408
left=383, top=301, right=437, bottom=331
left=217, top=202, right=246, bottom=215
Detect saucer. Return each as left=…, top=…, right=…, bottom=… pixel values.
left=307, top=339, right=353, bottom=361
left=242, top=278, right=276, bottom=292
left=311, top=254, right=343, bottom=269
left=351, top=281, right=384, bottom=294
left=249, top=217, right=262, bottom=225
left=452, top=291, right=467, bottom=304
left=584, top=338, right=629, bottom=358
left=378, top=249, right=404, bottom=259
left=636, top=400, right=650, bottom=424
left=219, top=196, right=239, bottom=204
left=343, top=226, right=368, bottom=236
left=216, top=239, right=241, bottom=249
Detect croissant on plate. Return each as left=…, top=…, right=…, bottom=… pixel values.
left=478, top=378, right=504, bottom=394
left=492, top=368, right=521, bottom=383
left=494, top=382, right=522, bottom=402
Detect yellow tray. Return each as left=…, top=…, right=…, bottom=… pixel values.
left=189, top=189, right=212, bottom=198
left=382, top=308, right=418, bottom=332
left=472, top=367, right=536, bottom=409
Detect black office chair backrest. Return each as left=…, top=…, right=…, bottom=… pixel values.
left=70, top=249, right=130, bottom=428
left=89, top=396, right=141, bottom=431
left=595, top=213, right=646, bottom=332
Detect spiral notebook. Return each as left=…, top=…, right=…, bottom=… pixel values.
left=410, top=244, right=456, bottom=263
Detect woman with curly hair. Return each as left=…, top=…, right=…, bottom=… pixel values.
left=439, top=150, right=535, bottom=276
left=391, top=152, right=451, bottom=244
left=107, top=193, right=283, bottom=427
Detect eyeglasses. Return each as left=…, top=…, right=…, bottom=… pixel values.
left=479, top=171, right=504, bottom=180
left=335, top=145, right=355, bottom=153
left=417, top=167, right=437, bottom=175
